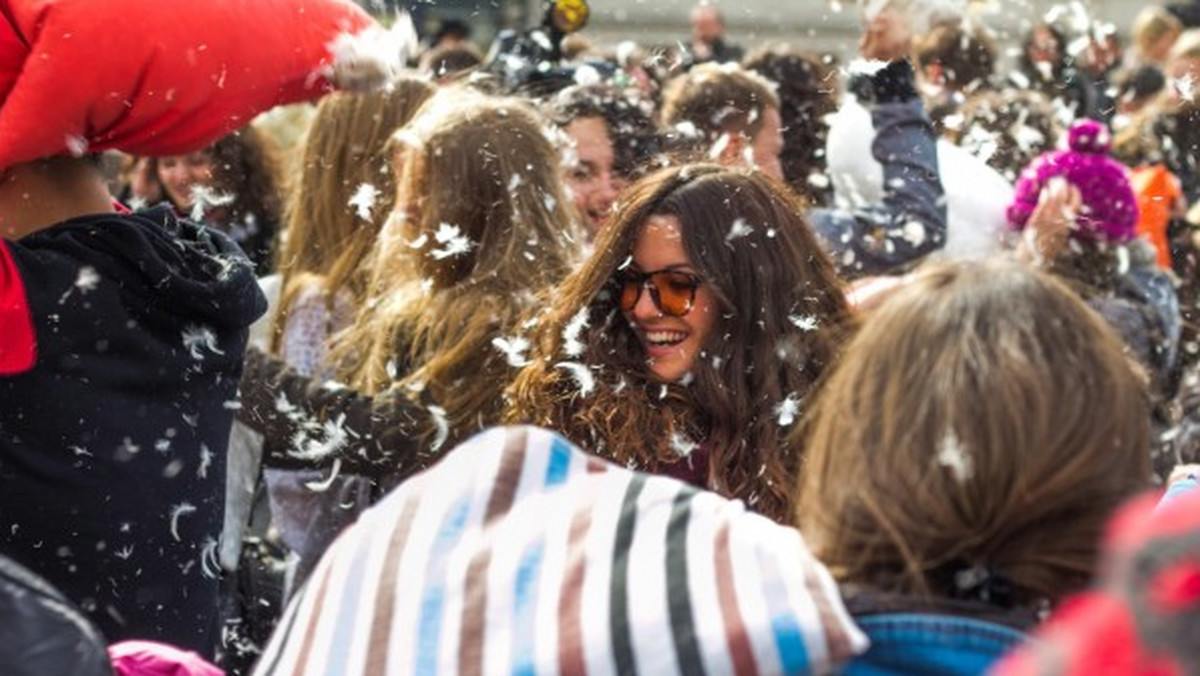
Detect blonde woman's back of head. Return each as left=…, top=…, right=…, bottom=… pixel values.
left=272, top=77, right=435, bottom=353
left=280, top=78, right=435, bottom=282
left=377, top=87, right=582, bottom=295
left=334, top=87, right=580, bottom=428
left=796, top=261, right=1150, bottom=608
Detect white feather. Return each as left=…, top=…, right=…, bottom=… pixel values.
left=169, top=503, right=197, bottom=542
left=323, top=12, right=417, bottom=91
left=303, top=458, right=343, bottom=493
left=562, top=308, right=590, bottom=357
left=429, top=405, right=450, bottom=451
left=555, top=361, right=595, bottom=398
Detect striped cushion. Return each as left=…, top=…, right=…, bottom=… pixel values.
left=254, top=426, right=866, bottom=675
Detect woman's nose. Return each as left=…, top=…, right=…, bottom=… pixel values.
left=631, top=282, right=662, bottom=319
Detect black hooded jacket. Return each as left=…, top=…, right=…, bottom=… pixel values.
left=0, top=205, right=265, bottom=656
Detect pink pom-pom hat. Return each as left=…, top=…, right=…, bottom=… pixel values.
left=1006, top=119, right=1139, bottom=242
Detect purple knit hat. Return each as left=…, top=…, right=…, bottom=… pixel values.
left=1006, top=119, right=1139, bottom=242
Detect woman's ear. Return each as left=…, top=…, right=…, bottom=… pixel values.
left=716, top=132, right=748, bottom=168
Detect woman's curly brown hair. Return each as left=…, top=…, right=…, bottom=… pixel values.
left=505, top=163, right=852, bottom=522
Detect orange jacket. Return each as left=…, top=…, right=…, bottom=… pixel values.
left=1130, top=164, right=1183, bottom=269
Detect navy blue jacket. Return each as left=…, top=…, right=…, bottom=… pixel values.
left=811, top=60, right=948, bottom=278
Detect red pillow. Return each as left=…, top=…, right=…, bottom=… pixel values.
left=0, top=0, right=377, bottom=169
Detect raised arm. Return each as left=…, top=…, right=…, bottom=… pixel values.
left=810, top=8, right=947, bottom=279
left=237, top=348, right=443, bottom=481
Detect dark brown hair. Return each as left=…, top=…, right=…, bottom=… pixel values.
left=743, top=45, right=839, bottom=206
left=506, top=163, right=851, bottom=522
left=950, top=88, right=1062, bottom=183
left=153, top=125, right=284, bottom=270
left=915, top=22, right=997, bottom=94
left=206, top=126, right=283, bottom=228
left=547, top=83, right=662, bottom=180
left=419, top=43, right=483, bottom=82
left=796, top=261, right=1151, bottom=607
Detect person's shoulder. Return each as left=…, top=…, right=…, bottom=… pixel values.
left=13, top=206, right=196, bottom=261
left=11, top=205, right=266, bottom=331
left=265, top=426, right=868, bottom=676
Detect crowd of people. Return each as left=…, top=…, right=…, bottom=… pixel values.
left=3, top=0, right=1200, bottom=674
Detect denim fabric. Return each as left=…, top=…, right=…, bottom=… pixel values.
left=841, top=612, right=1028, bottom=676
left=813, top=97, right=947, bottom=279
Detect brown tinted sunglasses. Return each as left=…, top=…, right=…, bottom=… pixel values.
left=616, top=268, right=705, bottom=317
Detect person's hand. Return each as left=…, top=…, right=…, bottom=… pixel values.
left=1169, top=464, right=1200, bottom=487
left=1020, top=177, right=1081, bottom=264
left=859, top=6, right=913, bottom=62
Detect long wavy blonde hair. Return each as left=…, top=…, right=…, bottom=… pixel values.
left=270, top=79, right=435, bottom=356
left=330, top=88, right=581, bottom=447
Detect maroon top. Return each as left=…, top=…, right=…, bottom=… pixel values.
left=661, top=443, right=710, bottom=489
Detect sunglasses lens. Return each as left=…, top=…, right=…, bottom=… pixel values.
left=616, top=271, right=701, bottom=316
left=619, top=276, right=641, bottom=312
left=653, top=272, right=697, bottom=316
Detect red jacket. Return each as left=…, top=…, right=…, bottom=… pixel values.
left=991, top=487, right=1200, bottom=676
left=0, top=238, right=33, bottom=374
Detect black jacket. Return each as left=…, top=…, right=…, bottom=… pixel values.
left=0, top=554, right=113, bottom=676
left=0, top=206, right=265, bottom=656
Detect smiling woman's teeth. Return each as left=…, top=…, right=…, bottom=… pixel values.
left=645, top=330, right=686, bottom=345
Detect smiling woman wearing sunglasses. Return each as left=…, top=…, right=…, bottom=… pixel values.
left=506, top=163, right=852, bottom=522
left=616, top=244, right=713, bottom=382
